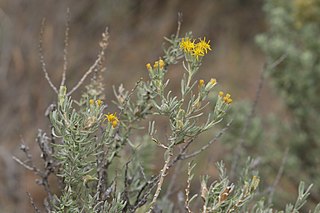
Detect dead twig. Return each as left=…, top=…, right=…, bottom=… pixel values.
left=60, top=8, right=70, bottom=87
left=67, top=27, right=109, bottom=96
left=27, top=192, right=41, bottom=213
left=185, top=162, right=194, bottom=213
left=39, top=19, right=58, bottom=94
left=147, top=148, right=173, bottom=213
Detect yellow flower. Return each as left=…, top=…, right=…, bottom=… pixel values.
left=146, top=63, right=152, bottom=70
left=89, top=99, right=95, bottom=105
left=180, top=37, right=195, bottom=53
left=219, top=91, right=224, bottom=97
left=210, top=78, right=217, bottom=85
left=105, top=113, right=119, bottom=128
left=180, top=37, right=212, bottom=60
left=197, top=37, right=212, bottom=54
left=158, top=59, right=165, bottom=69
left=192, top=45, right=205, bottom=60
left=153, top=59, right=165, bottom=69
left=222, top=93, right=232, bottom=104
left=96, top=99, right=102, bottom=106
left=199, top=79, right=205, bottom=88
left=226, top=98, right=232, bottom=104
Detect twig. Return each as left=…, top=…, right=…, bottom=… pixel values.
left=13, top=140, right=54, bottom=210
left=67, top=54, right=101, bottom=95
left=12, top=156, right=35, bottom=171
left=267, top=54, right=287, bottom=70
left=132, top=139, right=192, bottom=212
left=27, top=192, right=41, bottom=213
left=181, top=123, right=230, bottom=160
left=185, top=162, right=193, bottom=213
left=123, top=161, right=132, bottom=211
left=39, top=19, right=58, bottom=94
left=175, top=12, right=183, bottom=39
left=118, top=78, right=143, bottom=117
left=147, top=148, right=173, bottom=213
left=164, top=161, right=181, bottom=198
left=168, top=139, right=194, bottom=169
left=267, top=147, right=289, bottom=204
left=132, top=124, right=228, bottom=212
left=67, top=27, right=109, bottom=96
left=132, top=175, right=159, bottom=212
left=60, top=8, right=70, bottom=87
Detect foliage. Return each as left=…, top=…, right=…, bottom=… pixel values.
left=13, top=15, right=320, bottom=212
left=255, top=0, right=320, bottom=206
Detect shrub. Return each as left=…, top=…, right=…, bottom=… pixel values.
left=14, top=16, right=320, bottom=212
left=255, top=0, right=320, bottom=206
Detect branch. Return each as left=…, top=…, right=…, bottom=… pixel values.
left=147, top=148, right=173, bottom=213
left=185, top=162, right=194, bottom=213
left=181, top=123, right=230, bottom=160
left=175, top=12, right=183, bottom=39
left=67, top=27, right=109, bottom=96
left=164, top=161, right=181, bottom=198
left=13, top=139, right=54, bottom=210
left=60, top=8, right=70, bottom=87
left=12, top=156, right=35, bottom=171
left=27, top=192, right=41, bottom=213
left=39, top=19, right=58, bottom=94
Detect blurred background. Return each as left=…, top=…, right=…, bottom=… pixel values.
left=1, top=0, right=319, bottom=212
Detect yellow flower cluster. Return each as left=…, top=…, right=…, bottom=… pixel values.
left=89, top=99, right=103, bottom=106
left=105, top=113, right=119, bottom=128
left=180, top=37, right=212, bottom=60
left=219, top=91, right=232, bottom=104
left=146, top=59, right=165, bottom=71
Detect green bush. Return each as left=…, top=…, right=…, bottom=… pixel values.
left=255, top=0, right=320, bottom=206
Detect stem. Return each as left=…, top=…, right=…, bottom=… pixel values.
left=147, top=148, right=173, bottom=212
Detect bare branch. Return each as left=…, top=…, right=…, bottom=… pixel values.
left=147, top=148, right=173, bottom=213
left=181, top=123, right=230, bottom=160
left=60, top=8, right=71, bottom=87
left=12, top=156, right=35, bottom=171
left=164, top=161, right=181, bottom=198
left=39, top=19, right=58, bottom=94
left=175, top=12, right=183, bottom=39
left=267, top=54, right=287, bottom=70
left=185, top=162, right=194, bottom=213
left=67, top=27, right=109, bottom=96
left=14, top=139, right=54, bottom=210
left=27, top=192, right=41, bottom=213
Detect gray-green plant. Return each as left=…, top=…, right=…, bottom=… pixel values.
left=14, top=16, right=320, bottom=212
left=14, top=20, right=244, bottom=212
